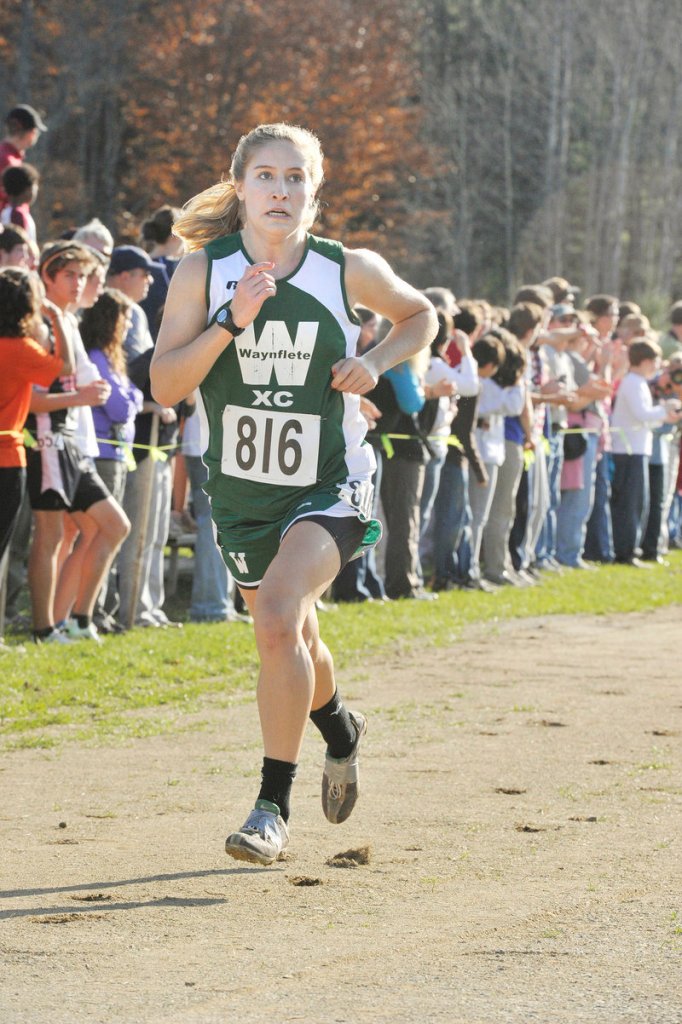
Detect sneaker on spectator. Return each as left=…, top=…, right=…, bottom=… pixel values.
left=225, top=610, right=253, bottom=624
left=537, top=557, right=563, bottom=573
left=94, top=614, right=126, bottom=635
left=65, top=618, right=103, bottom=644
left=459, top=578, right=499, bottom=593
left=152, top=610, right=183, bottom=629
left=225, top=800, right=289, bottom=865
left=34, top=628, right=73, bottom=645
left=485, top=571, right=521, bottom=587
left=137, top=612, right=161, bottom=628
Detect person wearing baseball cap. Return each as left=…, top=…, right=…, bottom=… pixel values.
left=107, top=246, right=164, bottom=360
left=108, top=244, right=164, bottom=278
left=0, top=104, right=48, bottom=211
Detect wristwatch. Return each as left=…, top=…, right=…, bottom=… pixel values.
left=215, top=307, right=245, bottom=336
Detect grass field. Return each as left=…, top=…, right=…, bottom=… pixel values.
left=1, top=553, right=680, bottom=749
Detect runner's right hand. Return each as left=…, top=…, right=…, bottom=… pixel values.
left=229, top=262, right=277, bottom=328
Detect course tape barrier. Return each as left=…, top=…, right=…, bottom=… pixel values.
left=1, top=424, right=633, bottom=468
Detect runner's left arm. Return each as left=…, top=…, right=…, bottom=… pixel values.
left=331, top=248, right=437, bottom=396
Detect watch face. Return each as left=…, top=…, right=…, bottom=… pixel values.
left=216, top=308, right=228, bottom=324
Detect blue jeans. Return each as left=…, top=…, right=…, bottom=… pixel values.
left=186, top=455, right=233, bottom=620
left=556, top=432, right=599, bottom=566
left=535, top=432, right=563, bottom=565
left=420, top=450, right=446, bottom=540
left=669, top=493, right=682, bottom=547
left=432, top=460, right=469, bottom=584
left=584, top=453, right=614, bottom=562
left=611, top=454, right=649, bottom=562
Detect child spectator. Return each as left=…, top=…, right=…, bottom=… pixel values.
left=0, top=104, right=46, bottom=211
left=482, top=332, right=529, bottom=585
left=506, top=302, right=550, bottom=578
left=430, top=302, right=489, bottom=591
left=534, top=304, right=579, bottom=569
left=26, top=241, right=130, bottom=643
left=468, top=331, right=524, bottom=589
left=610, top=339, right=682, bottom=565
left=1, top=163, right=39, bottom=243
left=0, top=224, right=33, bottom=270
left=80, top=288, right=143, bottom=631
left=0, top=269, right=72, bottom=574
left=420, top=312, right=479, bottom=560
left=583, top=294, right=620, bottom=563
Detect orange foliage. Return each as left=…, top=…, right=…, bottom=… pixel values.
left=3, top=0, right=440, bottom=278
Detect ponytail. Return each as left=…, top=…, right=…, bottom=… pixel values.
left=173, top=181, right=243, bottom=252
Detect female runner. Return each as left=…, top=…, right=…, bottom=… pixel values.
left=151, top=123, right=436, bottom=865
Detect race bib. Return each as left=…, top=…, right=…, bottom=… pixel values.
left=337, top=478, right=374, bottom=520
left=221, top=406, right=320, bottom=487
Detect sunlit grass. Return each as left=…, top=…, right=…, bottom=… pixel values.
left=1, top=552, right=680, bottom=748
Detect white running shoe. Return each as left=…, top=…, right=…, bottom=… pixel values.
left=322, top=711, right=367, bottom=824
left=225, top=800, right=289, bottom=865
left=65, top=619, right=103, bottom=644
left=35, top=628, right=73, bottom=645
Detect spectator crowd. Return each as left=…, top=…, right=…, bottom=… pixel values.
left=1, top=102, right=682, bottom=645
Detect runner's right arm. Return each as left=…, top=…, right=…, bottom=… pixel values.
left=151, top=251, right=277, bottom=406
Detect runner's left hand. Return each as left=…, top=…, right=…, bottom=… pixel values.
left=330, top=356, right=378, bottom=395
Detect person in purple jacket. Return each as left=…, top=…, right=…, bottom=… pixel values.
left=80, top=288, right=143, bottom=630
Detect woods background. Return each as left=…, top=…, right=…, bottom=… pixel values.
left=1, top=0, right=681, bottom=309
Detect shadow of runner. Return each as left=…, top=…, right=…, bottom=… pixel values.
left=0, top=866, right=280, bottom=901
left=2, top=896, right=229, bottom=921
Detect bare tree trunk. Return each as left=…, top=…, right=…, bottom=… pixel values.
left=657, top=62, right=682, bottom=295
left=15, top=0, right=34, bottom=100
left=552, top=0, right=574, bottom=271
left=456, top=69, right=473, bottom=296
left=606, top=30, right=645, bottom=294
left=502, top=50, right=515, bottom=297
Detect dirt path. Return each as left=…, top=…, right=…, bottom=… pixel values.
left=1, top=608, right=681, bottom=1024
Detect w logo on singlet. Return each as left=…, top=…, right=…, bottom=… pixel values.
left=235, top=321, right=318, bottom=387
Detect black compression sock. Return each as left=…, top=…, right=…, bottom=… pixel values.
left=33, top=626, right=55, bottom=641
left=75, top=614, right=91, bottom=629
left=309, top=689, right=356, bottom=759
left=257, top=757, right=297, bottom=822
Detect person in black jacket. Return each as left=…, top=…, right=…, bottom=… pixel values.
left=368, top=351, right=446, bottom=599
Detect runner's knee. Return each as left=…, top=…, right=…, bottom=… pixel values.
left=253, top=592, right=301, bottom=654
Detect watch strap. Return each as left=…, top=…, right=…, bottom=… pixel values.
left=215, top=307, right=245, bottom=337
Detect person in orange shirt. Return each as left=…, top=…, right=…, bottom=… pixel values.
left=0, top=267, right=73, bottom=572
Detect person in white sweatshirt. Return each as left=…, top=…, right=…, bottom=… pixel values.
left=467, top=330, right=525, bottom=586
left=610, top=338, right=682, bottom=565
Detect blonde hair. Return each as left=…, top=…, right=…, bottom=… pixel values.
left=174, top=123, right=325, bottom=252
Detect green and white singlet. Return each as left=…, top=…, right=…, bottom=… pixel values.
left=197, top=232, right=377, bottom=526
